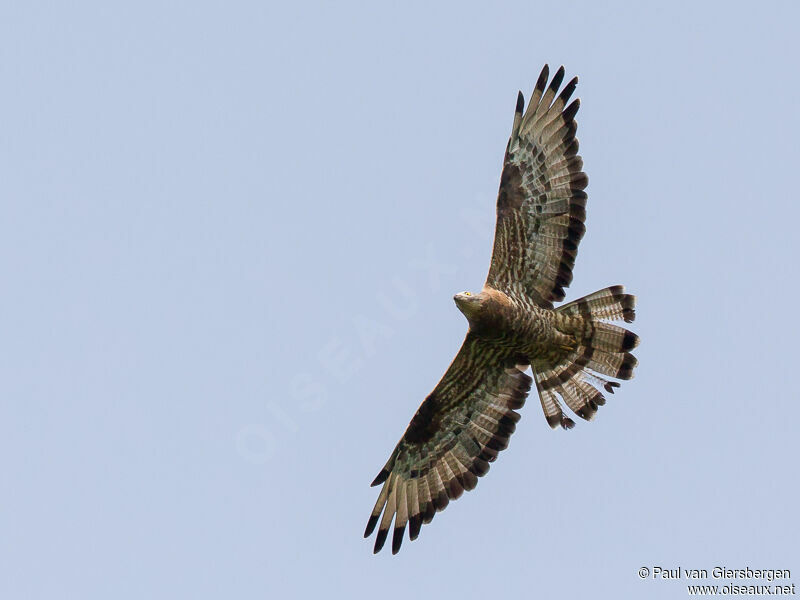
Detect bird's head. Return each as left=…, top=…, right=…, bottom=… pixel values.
left=453, top=291, right=484, bottom=320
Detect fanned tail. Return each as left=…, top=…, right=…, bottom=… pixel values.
left=535, top=286, right=639, bottom=429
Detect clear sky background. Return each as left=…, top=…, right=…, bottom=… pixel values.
left=2, top=2, right=799, bottom=599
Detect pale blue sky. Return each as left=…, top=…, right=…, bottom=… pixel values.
left=2, top=2, right=798, bottom=598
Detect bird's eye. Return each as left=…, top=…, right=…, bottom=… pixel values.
left=464, top=292, right=471, bottom=296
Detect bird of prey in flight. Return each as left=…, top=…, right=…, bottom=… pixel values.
left=365, top=65, right=639, bottom=554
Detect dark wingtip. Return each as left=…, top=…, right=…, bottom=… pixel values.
left=497, top=415, right=517, bottom=436
left=604, top=381, right=620, bottom=394
left=549, top=66, right=566, bottom=92
left=571, top=171, right=589, bottom=191
left=391, top=525, right=406, bottom=554
left=461, top=470, right=478, bottom=491
left=516, top=91, right=524, bottom=114
left=370, top=469, right=389, bottom=487
left=536, top=64, right=550, bottom=92
left=469, top=457, right=490, bottom=477
left=486, top=434, right=509, bottom=451
left=373, top=528, right=389, bottom=553
left=478, top=447, right=499, bottom=462
left=563, top=98, right=580, bottom=123
left=364, top=514, right=379, bottom=538
left=447, top=478, right=464, bottom=500
left=558, top=77, right=579, bottom=105
left=561, top=416, right=576, bottom=430
left=423, top=501, right=435, bottom=523
left=392, top=525, right=406, bottom=554
left=409, top=514, right=422, bottom=540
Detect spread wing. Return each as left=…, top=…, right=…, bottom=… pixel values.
left=486, top=65, right=588, bottom=308
left=364, top=334, right=532, bottom=554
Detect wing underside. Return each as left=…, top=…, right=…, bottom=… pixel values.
left=486, top=65, right=588, bottom=307
left=364, top=336, right=532, bottom=554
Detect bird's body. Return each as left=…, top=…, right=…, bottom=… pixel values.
left=456, top=288, right=578, bottom=361
left=365, top=65, right=639, bottom=554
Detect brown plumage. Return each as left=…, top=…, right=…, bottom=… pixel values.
left=365, top=65, right=639, bottom=554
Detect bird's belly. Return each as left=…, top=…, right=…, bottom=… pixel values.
left=512, top=312, right=577, bottom=365
left=470, top=301, right=577, bottom=364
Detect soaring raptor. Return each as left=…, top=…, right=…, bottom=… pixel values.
left=365, top=65, right=639, bottom=554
